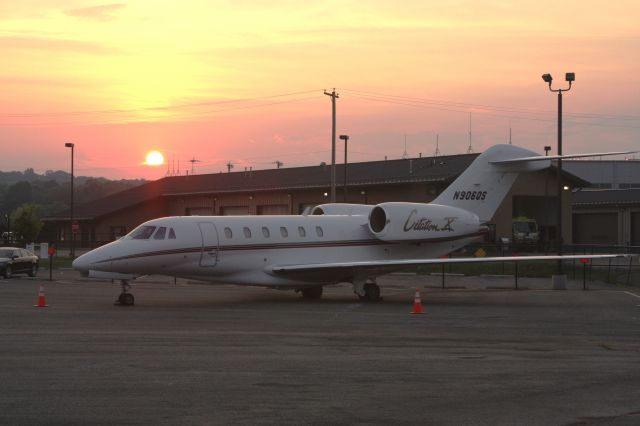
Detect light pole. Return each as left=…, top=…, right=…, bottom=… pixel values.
left=339, top=134, right=349, bottom=202
left=542, top=72, right=574, bottom=287
left=4, top=214, right=9, bottom=243
left=65, top=142, right=75, bottom=258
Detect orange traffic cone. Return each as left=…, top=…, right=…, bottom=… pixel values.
left=34, top=284, right=48, bottom=308
left=410, top=289, right=424, bottom=314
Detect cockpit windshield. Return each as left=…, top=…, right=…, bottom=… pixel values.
left=125, top=225, right=177, bottom=240
left=126, top=225, right=157, bottom=240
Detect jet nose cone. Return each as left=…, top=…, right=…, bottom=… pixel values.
left=72, top=253, right=91, bottom=275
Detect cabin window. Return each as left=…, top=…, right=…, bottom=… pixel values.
left=262, top=227, right=270, bottom=238
left=280, top=227, right=288, bottom=238
left=315, top=226, right=324, bottom=237
left=128, top=225, right=156, bottom=240
left=298, top=226, right=306, bottom=237
left=243, top=227, right=252, bottom=238
left=153, top=227, right=167, bottom=240
left=224, top=227, right=232, bottom=239
left=168, top=228, right=176, bottom=239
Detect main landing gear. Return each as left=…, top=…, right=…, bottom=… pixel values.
left=115, top=280, right=135, bottom=306
left=353, top=279, right=383, bottom=302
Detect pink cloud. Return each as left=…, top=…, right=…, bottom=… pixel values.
left=64, top=3, right=126, bottom=22
left=0, top=35, right=119, bottom=54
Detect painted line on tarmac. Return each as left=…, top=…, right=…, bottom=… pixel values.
left=622, top=291, right=640, bottom=300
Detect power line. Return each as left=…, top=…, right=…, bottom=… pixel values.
left=1, top=89, right=322, bottom=118
left=340, top=88, right=640, bottom=121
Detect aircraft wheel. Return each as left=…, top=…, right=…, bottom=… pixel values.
left=359, top=283, right=382, bottom=302
left=301, top=286, right=323, bottom=299
left=116, top=293, right=135, bottom=306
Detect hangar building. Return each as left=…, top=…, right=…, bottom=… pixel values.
left=41, top=151, right=586, bottom=249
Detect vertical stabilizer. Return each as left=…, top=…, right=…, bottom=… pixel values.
left=433, top=145, right=548, bottom=222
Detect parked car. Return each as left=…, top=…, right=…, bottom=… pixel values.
left=0, top=247, right=39, bottom=278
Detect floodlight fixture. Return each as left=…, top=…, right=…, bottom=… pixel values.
left=565, top=72, right=575, bottom=82
left=542, top=73, right=553, bottom=84
left=65, top=142, right=74, bottom=148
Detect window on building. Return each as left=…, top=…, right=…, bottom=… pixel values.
left=224, top=227, right=232, bottom=239
left=168, top=228, right=177, bottom=239
left=315, top=226, right=324, bottom=237
left=280, top=227, right=288, bottom=237
left=298, top=226, right=306, bottom=237
left=620, top=183, right=640, bottom=189
left=243, top=227, right=252, bottom=238
left=153, top=227, right=167, bottom=240
left=262, top=227, right=270, bottom=238
left=127, top=225, right=156, bottom=240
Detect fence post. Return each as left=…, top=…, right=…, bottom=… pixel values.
left=514, top=261, right=518, bottom=290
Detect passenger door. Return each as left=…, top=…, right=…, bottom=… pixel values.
left=198, top=222, right=219, bottom=267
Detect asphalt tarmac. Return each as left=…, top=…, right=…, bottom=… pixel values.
left=1, top=270, right=639, bottom=425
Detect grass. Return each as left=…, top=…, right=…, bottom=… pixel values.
left=40, top=256, right=74, bottom=269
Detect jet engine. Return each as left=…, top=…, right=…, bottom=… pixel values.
left=368, top=202, right=482, bottom=242
left=311, top=203, right=374, bottom=216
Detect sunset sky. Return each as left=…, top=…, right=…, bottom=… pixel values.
left=1, top=1, right=638, bottom=179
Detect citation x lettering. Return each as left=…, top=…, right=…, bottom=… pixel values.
left=72, top=144, right=636, bottom=305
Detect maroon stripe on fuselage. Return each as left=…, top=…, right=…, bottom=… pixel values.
left=96, top=231, right=483, bottom=264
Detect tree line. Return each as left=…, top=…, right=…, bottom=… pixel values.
left=0, top=169, right=144, bottom=243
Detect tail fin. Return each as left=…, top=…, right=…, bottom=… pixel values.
left=433, top=144, right=547, bottom=222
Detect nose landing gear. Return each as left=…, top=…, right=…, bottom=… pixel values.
left=115, top=280, right=135, bottom=306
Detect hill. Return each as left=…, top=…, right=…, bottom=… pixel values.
left=0, top=169, right=145, bottom=219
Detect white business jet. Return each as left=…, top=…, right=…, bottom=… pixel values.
left=72, top=144, right=635, bottom=305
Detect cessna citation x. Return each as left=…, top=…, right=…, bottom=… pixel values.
left=73, top=144, right=636, bottom=305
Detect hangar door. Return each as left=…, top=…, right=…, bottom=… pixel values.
left=257, top=204, right=289, bottom=215
left=220, top=206, right=250, bottom=216
left=631, top=212, right=640, bottom=245
left=573, top=213, right=618, bottom=245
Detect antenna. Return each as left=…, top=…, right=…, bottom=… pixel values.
left=509, top=121, right=512, bottom=145
left=189, top=157, right=201, bottom=175
left=273, top=160, right=283, bottom=169
left=434, top=134, right=441, bottom=157
left=467, top=112, right=474, bottom=153
left=226, top=161, right=234, bottom=173
left=402, top=134, right=408, bottom=159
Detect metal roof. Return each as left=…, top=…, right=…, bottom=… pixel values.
left=44, top=153, right=478, bottom=220
left=43, top=151, right=590, bottom=221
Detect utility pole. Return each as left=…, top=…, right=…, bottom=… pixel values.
left=324, top=89, right=339, bottom=202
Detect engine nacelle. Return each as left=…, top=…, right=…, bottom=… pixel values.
left=368, top=202, right=482, bottom=242
left=311, top=203, right=373, bottom=216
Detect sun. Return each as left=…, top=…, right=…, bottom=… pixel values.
left=144, top=150, right=165, bottom=166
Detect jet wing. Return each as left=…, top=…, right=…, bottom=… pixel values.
left=271, top=254, right=635, bottom=276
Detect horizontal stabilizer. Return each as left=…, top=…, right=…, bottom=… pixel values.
left=490, top=150, right=637, bottom=164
